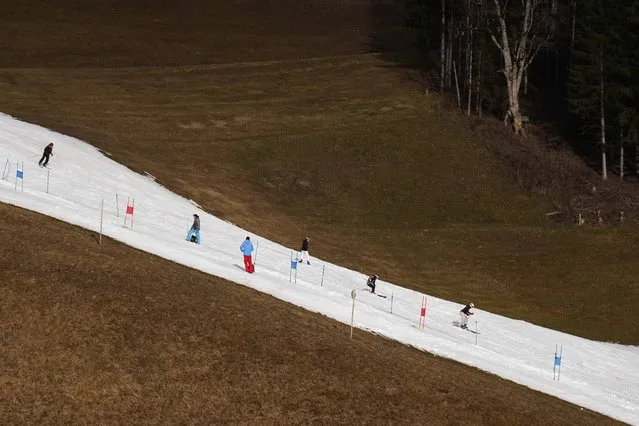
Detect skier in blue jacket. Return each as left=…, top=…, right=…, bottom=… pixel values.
left=240, top=236, right=255, bottom=273
left=186, top=214, right=201, bottom=244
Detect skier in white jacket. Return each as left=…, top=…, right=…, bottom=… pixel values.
left=460, top=303, right=474, bottom=329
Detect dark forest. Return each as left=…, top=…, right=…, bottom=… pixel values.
left=404, top=0, right=639, bottom=182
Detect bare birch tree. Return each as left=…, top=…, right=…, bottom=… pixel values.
left=441, top=0, right=446, bottom=92
left=467, top=33, right=473, bottom=115
left=476, top=45, right=482, bottom=117
left=453, top=60, right=462, bottom=108
left=445, top=8, right=456, bottom=88
left=570, top=0, right=577, bottom=54
left=619, top=132, right=624, bottom=180
left=599, top=50, right=608, bottom=180
left=466, top=0, right=474, bottom=115
left=480, top=0, right=554, bottom=134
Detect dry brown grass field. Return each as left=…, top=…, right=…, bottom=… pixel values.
left=0, top=204, right=614, bottom=424
left=0, top=0, right=636, bottom=423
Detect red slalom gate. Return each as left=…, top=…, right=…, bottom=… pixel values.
left=418, top=295, right=427, bottom=330
left=123, top=197, right=135, bottom=229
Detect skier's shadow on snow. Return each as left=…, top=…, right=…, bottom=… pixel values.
left=452, top=320, right=461, bottom=327
left=233, top=264, right=246, bottom=272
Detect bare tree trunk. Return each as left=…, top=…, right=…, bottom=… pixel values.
left=506, top=77, right=523, bottom=133
left=446, top=14, right=454, bottom=87
left=600, top=52, right=608, bottom=180
left=485, top=0, right=551, bottom=135
left=569, top=0, right=577, bottom=73
left=490, top=1, right=523, bottom=133
left=465, top=0, right=472, bottom=114
left=524, top=71, right=528, bottom=96
left=440, top=0, right=446, bottom=93
left=555, top=49, right=559, bottom=86
left=620, top=142, right=624, bottom=180
left=476, top=44, right=482, bottom=117
left=501, top=40, right=524, bottom=133
left=453, top=60, right=462, bottom=109
left=635, top=131, right=639, bottom=178
left=467, top=30, right=473, bottom=115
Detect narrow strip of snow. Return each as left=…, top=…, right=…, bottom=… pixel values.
left=0, top=113, right=637, bottom=424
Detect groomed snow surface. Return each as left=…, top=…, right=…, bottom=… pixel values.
left=0, top=113, right=637, bottom=424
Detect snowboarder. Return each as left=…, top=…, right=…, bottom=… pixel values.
left=240, top=236, right=255, bottom=273
left=38, top=143, right=54, bottom=167
left=298, top=236, right=310, bottom=265
left=460, top=303, right=474, bottom=329
left=366, top=274, right=378, bottom=294
left=186, top=214, right=201, bottom=244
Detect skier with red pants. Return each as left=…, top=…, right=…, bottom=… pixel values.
left=240, top=236, right=255, bottom=273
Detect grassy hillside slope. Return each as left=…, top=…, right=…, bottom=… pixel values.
left=2, top=55, right=637, bottom=343
left=0, top=0, right=397, bottom=67
left=0, top=0, right=635, bottom=422
left=0, top=203, right=613, bottom=424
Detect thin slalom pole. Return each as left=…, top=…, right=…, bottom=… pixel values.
left=99, top=199, right=104, bottom=245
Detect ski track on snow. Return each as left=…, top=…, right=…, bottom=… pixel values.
left=0, top=113, right=637, bottom=424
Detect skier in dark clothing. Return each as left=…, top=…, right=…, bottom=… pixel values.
left=460, top=303, right=474, bottom=329
left=298, top=236, right=310, bottom=265
left=38, top=143, right=54, bottom=167
left=186, top=214, right=201, bottom=244
left=366, top=274, right=378, bottom=294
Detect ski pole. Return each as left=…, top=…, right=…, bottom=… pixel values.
left=2, top=159, right=9, bottom=180
left=254, top=241, right=260, bottom=265
left=350, top=289, right=357, bottom=339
